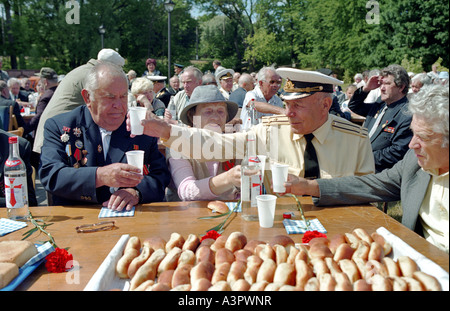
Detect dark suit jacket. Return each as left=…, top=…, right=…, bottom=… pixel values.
left=349, top=88, right=412, bottom=172
left=0, top=96, right=27, bottom=130
left=0, top=129, right=38, bottom=207
left=156, top=87, right=171, bottom=107
left=316, top=149, right=434, bottom=235
left=39, top=105, right=170, bottom=206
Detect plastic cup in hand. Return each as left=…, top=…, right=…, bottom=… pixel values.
left=129, top=107, right=147, bottom=135
left=271, top=163, right=289, bottom=193
left=126, top=150, right=145, bottom=175
left=256, top=195, right=277, bottom=228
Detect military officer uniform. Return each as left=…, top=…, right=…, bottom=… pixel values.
left=160, top=69, right=375, bottom=181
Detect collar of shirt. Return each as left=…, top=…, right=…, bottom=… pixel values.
left=292, top=116, right=331, bottom=145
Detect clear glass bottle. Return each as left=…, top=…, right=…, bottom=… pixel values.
left=4, top=136, right=29, bottom=221
left=240, top=131, right=262, bottom=221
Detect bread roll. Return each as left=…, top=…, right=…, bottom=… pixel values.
left=212, top=262, right=231, bottom=284
left=0, top=262, right=19, bottom=289
left=144, top=236, right=166, bottom=251
left=182, top=234, right=200, bottom=252
left=129, top=248, right=166, bottom=290
left=215, top=247, right=235, bottom=266
left=273, top=244, right=288, bottom=265
left=195, top=245, right=215, bottom=265
left=319, top=273, right=336, bottom=291
left=210, top=235, right=227, bottom=252
left=231, top=279, right=251, bottom=291
left=365, top=259, right=388, bottom=279
left=208, top=280, right=231, bottom=291
left=244, top=256, right=263, bottom=284
left=0, top=240, right=38, bottom=267
left=412, top=271, right=442, bottom=291
left=352, top=257, right=368, bottom=280
left=234, top=249, right=252, bottom=263
left=225, top=232, right=247, bottom=252
left=190, top=261, right=215, bottom=283
left=338, top=259, right=360, bottom=283
left=264, top=283, right=283, bottom=291
left=324, top=257, right=342, bottom=277
left=402, top=276, right=424, bottom=291
left=249, top=280, right=269, bottom=291
left=351, top=240, right=370, bottom=261
left=397, top=256, right=418, bottom=277
left=191, top=278, right=213, bottom=291
left=333, top=243, right=355, bottom=261
left=311, top=258, right=330, bottom=278
left=391, top=276, right=408, bottom=291
left=244, top=239, right=265, bottom=253
left=308, top=237, right=330, bottom=248
left=309, top=244, right=333, bottom=260
left=127, top=242, right=153, bottom=278
left=268, top=235, right=295, bottom=252
left=371, top=232, right=392, bottom=255
left=157, top=270, right=174, bottom=288
left=207, top=200, right=229, bottom=214
left=334, top=272, right=353, bottom=291
left=370, top=274, right=392, bottom=291
left=256, top=259, right=276, bottom=283
left=304, top=277, right=320, bottom=291
left=172, top=264, right=192, bottom=288
left=353, top=279, right=372, bottom=291
left=165, top=232, right=185, bottom=252
left=148, top=283, right=171, bottom=291
left=295, top=259, right=314, bottom=290
left=124, top=236, right=141, bottom=252
left=199, top=238, right=215, bottom=248
left=171, top=284, right=191, bottom=291
left=368, top=241, right=384, bottom=261
left=352, top=228, right=373, bottom=245
left=273, top=262, right=295, bottom=286
left=381, top=257, right=401, bottom=277
left=116, top=248, right=139, bottom=278
left=286, top=246, right=299, bottom=265
left=157, top=246, right=182, bottom=276
left=227, top=260, right=246, bottom=285
left=329, top=233, right=347, bottom=254
left=254, top=244, right=276, bottom=261
left=178, top=250, right=196, bottom=267
left=344, top=232, right=360, bottom=249
left=132, top=279, right=154, bottom=291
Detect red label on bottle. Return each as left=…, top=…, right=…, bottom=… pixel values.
left=5, top=159, right=22, bottom=167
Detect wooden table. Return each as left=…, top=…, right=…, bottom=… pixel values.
left=1, top=197, right=448, bottom=291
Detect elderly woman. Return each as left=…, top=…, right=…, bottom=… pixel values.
left=143, top=58, right=161, bottom=76
left=130, top=77, right=165, bottom=117
left=168, top=85, right=241, bottom=201
left=285, top=84, right=449, bottom=253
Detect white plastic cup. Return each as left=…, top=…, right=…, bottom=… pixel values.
left=256, top=194, right=277, bottom=228
left=126, top=150, right=145, bottom=175
left=24, top=107, right=31, bottom=115
left=257, top=155, right=267, bottom=179
left=271, top=163, right=289, bottom=193
left=129, top=107, right=147, bottom=135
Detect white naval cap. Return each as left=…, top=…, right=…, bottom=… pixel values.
left=146, top=75, right=167, bottom=82
left=97, top=48, right=125, bottom=67
left=276, top=68, right=343, bottom=100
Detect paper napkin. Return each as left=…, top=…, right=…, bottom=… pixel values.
left=98, top=206, right=135, bottom=218
left=0, top=218, right=28, bottom=236
left=283, top=218, right=327, bottom=234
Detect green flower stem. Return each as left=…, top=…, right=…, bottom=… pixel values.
left=22, top=211, right=58, bottom=249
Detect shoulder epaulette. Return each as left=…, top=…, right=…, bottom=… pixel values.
left=332, top=119, right=368, bottom=138
left=261, top=115, right=290, bottom=126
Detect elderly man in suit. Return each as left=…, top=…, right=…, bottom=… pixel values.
left=39, top=62, right=170, bottom=211
left=349, top=64, right=413, bottom=172
left=284, top=84, right=449, bottom=253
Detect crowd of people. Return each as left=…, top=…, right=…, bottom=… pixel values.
left=0, top=51, right=448, bottom=253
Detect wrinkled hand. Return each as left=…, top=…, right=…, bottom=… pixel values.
left=363, top=75, right=381, bottom=92
left=226, top=165, right=242, bottom=188
left=96, top=163, right=143, bottom=189
left=282, top=174, right=320, bottom=197
left=103, top=188, right=139, bottom=211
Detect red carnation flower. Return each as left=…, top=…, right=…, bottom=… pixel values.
left=302, top=230, right=327, bottom=244
left=45, top=248, right=73, bottom=273
left=201, top=230, right=221, bottom=242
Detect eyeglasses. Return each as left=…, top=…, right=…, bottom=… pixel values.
left=75, top=221, right=116, bottom=233
left=265, top=80, right=282, bottom=85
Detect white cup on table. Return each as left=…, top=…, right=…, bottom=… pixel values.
left=256, top=194, right=277, bottom=228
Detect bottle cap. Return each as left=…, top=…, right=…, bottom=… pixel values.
left=8, top=136, right=18, bottom=144
left=283, top=212, right=292, bottom=219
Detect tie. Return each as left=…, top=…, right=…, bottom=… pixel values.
left=304, top=133, right=320, bottom=179
left=368, top=105, right=387, bottom=138
left=100, top=128, right=112, bottom=161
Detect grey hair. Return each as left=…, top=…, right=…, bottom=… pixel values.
left=257, top=66, right=277, bottom=82
left=381, top=64, right=410, bottom=95
left=181, top=66, right=203, bottom=83
left=408, top=84, right=449, bottom=147
left=7, top=77, right=20, bottom=87
left=238, top=73, right=254, bottom=86
left=84, top=62, right=127, bottom=99
left=130, top=77, right=153, bottom=96
left=412, top=73, right=432, bottom=86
